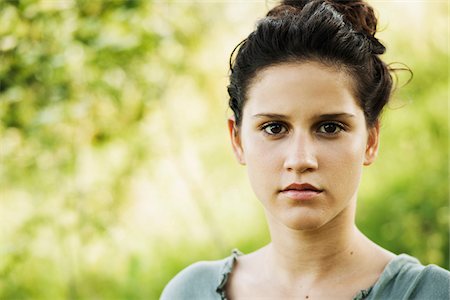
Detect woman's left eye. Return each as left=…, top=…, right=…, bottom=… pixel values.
left=317, top=122, right=344, bottom=135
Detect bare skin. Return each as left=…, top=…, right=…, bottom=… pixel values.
left=226, top=208, right=394, bottom=299
left=226, top=62, right=395, bottom=299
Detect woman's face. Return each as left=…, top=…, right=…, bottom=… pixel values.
left=228, top=62, right=379, bottom=231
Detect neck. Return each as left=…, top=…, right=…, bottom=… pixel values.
left=263, top=201, right=366, bottom=284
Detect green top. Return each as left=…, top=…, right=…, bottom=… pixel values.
left=161, top=250, right=450, bottom=300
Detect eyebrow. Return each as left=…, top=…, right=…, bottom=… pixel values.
left=316, top=113, right=355, bottom=120
left=252, top=113, right=288, bottom=119
left=252, top=112, right=355, bottom=120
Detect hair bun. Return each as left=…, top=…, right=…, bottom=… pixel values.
left=281, top=0, right=310, bottom=9
left=330, top=1, right=377, bottom=35
left=280, top=0, right=384, bottom=54
left=282, top=0, right=377, bottom=35
left=330, top=0, right=386, bottom=54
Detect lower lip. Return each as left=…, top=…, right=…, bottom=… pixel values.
left=281, top=190, right=321, bottom=201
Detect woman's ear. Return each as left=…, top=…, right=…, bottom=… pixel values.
left=227, top=117, right=246, bottom=165
left=364, top=120, right=380, bottom=166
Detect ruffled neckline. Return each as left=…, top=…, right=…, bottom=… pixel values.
left=216, top=249, right=242, bottom=300
left=214, top=249, right=412, bottom=300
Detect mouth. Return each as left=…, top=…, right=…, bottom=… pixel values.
left=280, top=183, right=323, bottom=201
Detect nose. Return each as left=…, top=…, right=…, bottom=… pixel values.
left=283, top=133, right=318, bottom=173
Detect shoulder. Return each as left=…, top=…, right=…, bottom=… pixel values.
left=160, top=258, right=228, bottom=300
left=395, top=255, right=449, bottom=287
left=406, top=263, right=450, bottom=299
left=370, top=254, right=450, bottom=299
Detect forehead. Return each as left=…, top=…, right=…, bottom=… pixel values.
left=244, top=62, right=361, bottom=117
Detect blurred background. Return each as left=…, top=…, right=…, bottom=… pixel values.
left=0, top=0, right=448, bottom=299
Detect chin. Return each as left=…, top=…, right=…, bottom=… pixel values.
left=285, top=219, right=327, bottom=231
left=274, top=209, right=329, bottom=231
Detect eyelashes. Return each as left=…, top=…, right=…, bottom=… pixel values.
left=261, top=122, right=288, bottom=135
left=317, top=122, right=345, bottom=135
left=259, top=121, right=346, bottom=137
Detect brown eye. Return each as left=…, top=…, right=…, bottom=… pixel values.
left=262, top=123, right=287, bottom=135
left=318, top=122, right=343, bottom=134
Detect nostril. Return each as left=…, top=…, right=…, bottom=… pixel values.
left=284, top=156, right=318, bottom=173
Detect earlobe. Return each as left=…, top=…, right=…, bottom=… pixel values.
left=227, top=117, right=246, bottom=165
left=364, top=121, right=380, bottom=166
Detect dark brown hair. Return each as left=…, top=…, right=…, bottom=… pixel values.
left=228, top=0, right=393, bottom=127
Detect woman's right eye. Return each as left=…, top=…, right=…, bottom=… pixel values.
left=261, top=123, right=287, bottom=136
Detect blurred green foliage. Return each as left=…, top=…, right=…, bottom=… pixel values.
left=0, top=1, right=448, bottom=299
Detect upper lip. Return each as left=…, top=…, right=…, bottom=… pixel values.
left=281, top=183, right=322, bottom=192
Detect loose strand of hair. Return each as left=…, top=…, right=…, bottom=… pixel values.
left=229, top=38, right=248, bottom=73
left=388, top=62, right=413, bottom=91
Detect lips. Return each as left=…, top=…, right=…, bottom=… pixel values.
left=280, top=183, right=323, bottom=201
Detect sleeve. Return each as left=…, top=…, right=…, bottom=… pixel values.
left=160, top=261, right=223, bottom=300
left=367, top=255, right=450, bottom=300
left=407, top=265, right=450, bottom=300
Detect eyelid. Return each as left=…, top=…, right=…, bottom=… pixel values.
left=319, top=120, right=346, bottom=127
left=259, top=121, right=289, bottom=136
left=316, top=121, right=347, bottom=134
left=258, top=120, right=348, bottom=136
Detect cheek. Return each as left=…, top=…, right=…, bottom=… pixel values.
left=246, top=140, right=279, bottom=162
left=242, top=135, right=283, bottom=197
left=242, top=127, right=281, bottom=170
left=320, top=136, right=367, bottom=191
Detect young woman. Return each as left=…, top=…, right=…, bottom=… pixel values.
left=161, top=0, right=450, bottom=299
